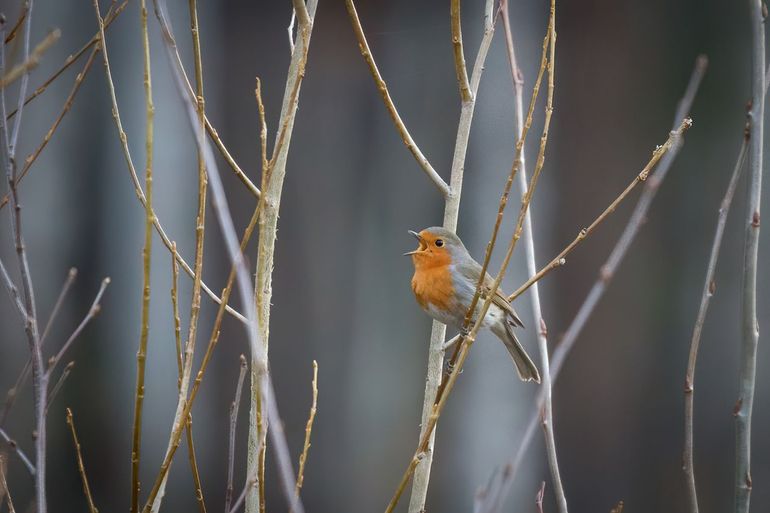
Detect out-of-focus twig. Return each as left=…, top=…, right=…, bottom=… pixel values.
left=475, top=57, right=706, bottom=513
left=225, top=355, right=248, bottom=513
left=0, top=455, right=18, bottom=513
left=0, top=29, right=60, bottom=89
left=0, top=427, right=35, bottom=475
left=45, top=361, right=74, bottom=415
left=45, top=277, right=110, bottom=376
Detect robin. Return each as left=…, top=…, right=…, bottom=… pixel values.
left=405, top=227, right=541, bottom=383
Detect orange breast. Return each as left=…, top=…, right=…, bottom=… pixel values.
left=411, top=264, right=454, bottom=311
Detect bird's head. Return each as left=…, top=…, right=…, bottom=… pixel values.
left=405, top=227, right=466, bottom=269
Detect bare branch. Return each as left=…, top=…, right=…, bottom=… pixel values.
left=0, top=427, right=35, bottom=476
left=294, top=360, right=318, bottom=498
left=65, top=409, right=98, bottom=513
left=0, top=29, right=60, bottom=89
left=475, top=57, right=707, bottom=513
left=735, top=1, right=764, bottom=510
left=46, top=277, right=110, bottom=377
left=450, top=0, right=471, bottom=101
left=344, top=0, right=450, bottom=197
left=0, top=455, right=18, bottom=513
left=225, top=355, right=248, bottom=513
left=45, top=360, right=75, bottom=415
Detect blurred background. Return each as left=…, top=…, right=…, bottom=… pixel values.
left=0, top=0, right=768, bottom=512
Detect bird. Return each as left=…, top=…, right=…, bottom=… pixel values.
left=405, top=226, right=541, bottom=383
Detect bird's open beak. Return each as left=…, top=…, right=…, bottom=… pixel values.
left=403, top=230, right=423, bottom=256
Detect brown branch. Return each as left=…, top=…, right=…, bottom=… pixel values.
left=0, top=29, right=60, bottom=89
left=509, top=117, right=693, bottom=302
left=0, top=455, right=18, bottom=513
left=130, top=0, right=155, bottom=509
left=475, top=57, right=707, bottom=513
left=344, top=0, right=450, bottom=197
left=294, top=360, right=318, bottom=498
left=5, top=1, right=127, bottom=121
left=450, top=0, right=471, bottom=101
left=66, top=408, right=98, bottom=513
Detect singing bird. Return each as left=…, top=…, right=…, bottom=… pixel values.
left=405, top=227, right=540, bottom=383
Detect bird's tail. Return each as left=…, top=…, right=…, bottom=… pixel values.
left=491, top=322, right=541, bottom=383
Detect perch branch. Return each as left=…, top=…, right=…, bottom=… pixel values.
left=408, top=2, right=500, bottom=511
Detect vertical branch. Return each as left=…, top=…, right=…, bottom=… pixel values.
left=225, top=356, right=248, bottom=513
left=0, top=19, right=47, bottom=513
left=246, top=2, right=318, bottom=512
left=684, top=128, right=747, bottom=513
left=407, top=3, right=498, bottom=511
left=500, top=2, right=567, bottom=511
left=66, top=409, right=99, bottom=513
left=450, top=0, right=471, bottom=102
left=130, top=0, right=155, bottom=509
left=735, top=1, right=764, bottom=511
left=9, top=0, right=34, bottom=151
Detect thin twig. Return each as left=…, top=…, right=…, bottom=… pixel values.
left=8, top=0, right=35, bottom=152
left=46, top=277, right=110, bottom=377
left=141, top=1, right=309, bottom=510
left=509, top=117, right=693, bottom=302
left=0, top=455, right=17, bottom=513
left=344, top=0, right=450, bottom=197
left=45, top=360, right=75, bottom=415
left=407, top=2, right=500, bottom=511
left=40, top=268, right=77, bottom=345
left=225, top=356, right=248, bottom=513
left=735, top=2, right=764, bottom=511
left=1, top=16, right=47, bottom=511
left=683, top=124, right=747, bottom=513
left=4, top=4, right=28, bottom=45
left=130, top=0, right=155, bottom=509
left=5, top=1, right=127, bottom=121
left=500, top=1, right=567, bottom=510
left=65, top=408, right=98, bottom=513
left=294, top=360, right=318, bottom=498
left=0, top=427, right=35, bottom=475
left=0, top=29, right=60, bottom=89
left=2, top=268, right=76, bottom=427
left=535, top=482, right=546, bottom=513
left=0, top=256, right=27, bottom=320
left=475, top=58, right=707, bottom=513
left=146, top=0, right=210, bottom=507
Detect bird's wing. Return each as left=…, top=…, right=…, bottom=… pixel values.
left=456, top=257, right=525, bottom=328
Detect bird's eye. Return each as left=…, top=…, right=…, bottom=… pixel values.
left=435, top=239, right=444, bottom=247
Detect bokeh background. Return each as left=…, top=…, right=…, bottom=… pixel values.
left=0, top=0, right=768, bottom=512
